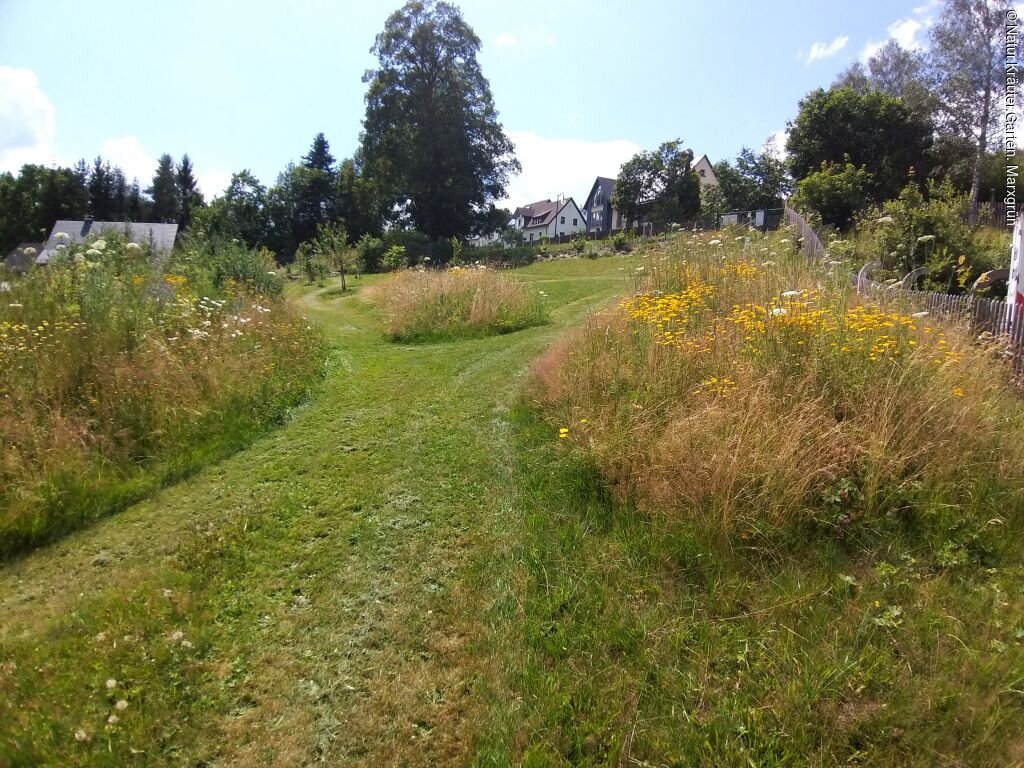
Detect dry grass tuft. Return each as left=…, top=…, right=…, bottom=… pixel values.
left=369, top=267, right=547, bottom=342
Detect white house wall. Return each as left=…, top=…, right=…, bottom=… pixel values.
left=544, top=200, right=587, bottom=238
left=693, top=155, right=719, bottom=186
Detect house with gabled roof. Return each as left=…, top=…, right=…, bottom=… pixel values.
left=692, top=154, right=719, bottom=187
left=584, top=154, right=718, bottom=236
left=582, top=177, right=631, bottom=236
left=513, top=197, right=587, bottom=243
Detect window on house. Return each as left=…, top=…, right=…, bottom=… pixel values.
left=560, top=215, right=565, bottom=224
left=699, top=169, right=706, bottom=177
left=573, top=218, right=578, bottom=225
left=595, top=188, right=602, bottom=205
left=529, top=233, right=534, bottom=242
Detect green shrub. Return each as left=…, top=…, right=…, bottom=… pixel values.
left=611, top=231, right=632, bottom=252
left=852, top=179, right=1004, bottom=292
left=356, top=234, right=387, bottom=273
left=571, top=234, right=586, bottom=256
left=383, top=244, right=408, bottom=271
left=173, top=234, right=284, bottom=298
left=794, top=158, right=873, bottom=230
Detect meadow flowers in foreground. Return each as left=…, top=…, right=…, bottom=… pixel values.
left=0, top=234, right=326, bottom=556
left=531, top=228, right=1024, bottom=534
left=369, top=264, right=547, bottom=342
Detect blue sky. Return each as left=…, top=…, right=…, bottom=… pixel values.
left=0, top=0, right=940, bottom=207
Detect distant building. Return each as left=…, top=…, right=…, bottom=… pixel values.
left=39, top=220, right=179, bottom=263
left=582, top=177, right=630, bottom=236
left=2, top=242, right=45, bottom=273
left=512, top=197, right=587, bottom=243
left=692, top=154, right=719, bottom=187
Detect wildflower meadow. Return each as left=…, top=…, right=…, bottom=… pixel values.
left=531, top=229, right=1023, bottom=535
left=0, top=233, right=326, bottom=557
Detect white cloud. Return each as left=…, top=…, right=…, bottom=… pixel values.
left=491, top=28, right=555, bottom=52
left=500, top=132, right=640, bottom=210
left=197, top=168, right=232, bottom=200
left=860, top=3, right=937, bottom=62
left=889, top=18, right=924, bottom=49
left=0, top=66, right=57, bottom=172
left=805, top=35, right=849, bottom=65
left=99, top=136, right=155, bottom=184
left=859, top=39, right=886, bottom=62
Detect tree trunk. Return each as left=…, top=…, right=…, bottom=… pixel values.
left=340, top=267, right=347, bottom=292
left=969, top=83, right=992, bottom=226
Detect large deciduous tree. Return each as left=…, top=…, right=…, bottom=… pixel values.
left=360, top=0, right=520, bottom=241
left=928, top=0, right=1010, bottom=220
left=613, top=141, right=701, bottom=227
left=193, top=170, right=270, bottom=248
left=713, top=145, right=792, bottom=212
left=786, top=87, right=933, bottom=203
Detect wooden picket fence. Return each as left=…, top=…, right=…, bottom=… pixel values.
left=783, top=206, right=827, bottom=261
left=857, top=278, right=1024, bottom=375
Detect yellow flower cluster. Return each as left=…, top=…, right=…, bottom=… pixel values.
left=729, top=294, right=958, bottom=366
left=0, top=319, right=85, bottom=356
left=163, top=274, right=187, bottom=287
left=620, top=275, right=714, bottom=347
left=722, top=260, right=760, bottom=280
left=693, top=376, right=737, bottom=396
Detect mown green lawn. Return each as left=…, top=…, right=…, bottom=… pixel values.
left=0, top=254, right=636, bottom=766
left=2, top=249, right=1022, bottom=767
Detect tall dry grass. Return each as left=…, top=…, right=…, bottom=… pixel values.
left=369, top=266, right=547, bottom=342
left=529, top=229, right=1024, bottom=538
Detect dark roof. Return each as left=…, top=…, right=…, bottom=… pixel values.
left=43, top=221, right=179, bottom=256
left=3, top=242, right=44, bottom=272
left=583, top=177, right=616, bottom=210
left=515, top=199, right=561, bottom=228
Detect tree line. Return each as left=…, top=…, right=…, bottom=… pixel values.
left=0, top=154, right=201, bottom=253
left=2, top=0, right=1004, bottom=263
left=2, top=1, right=517, bottom=265
left=614, top=0, right=1008, bottom=233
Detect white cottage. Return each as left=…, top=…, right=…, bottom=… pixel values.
left=513, top=197, right=587, bottom=243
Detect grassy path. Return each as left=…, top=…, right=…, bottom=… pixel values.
left=0, top=257, right=635, bottom=766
